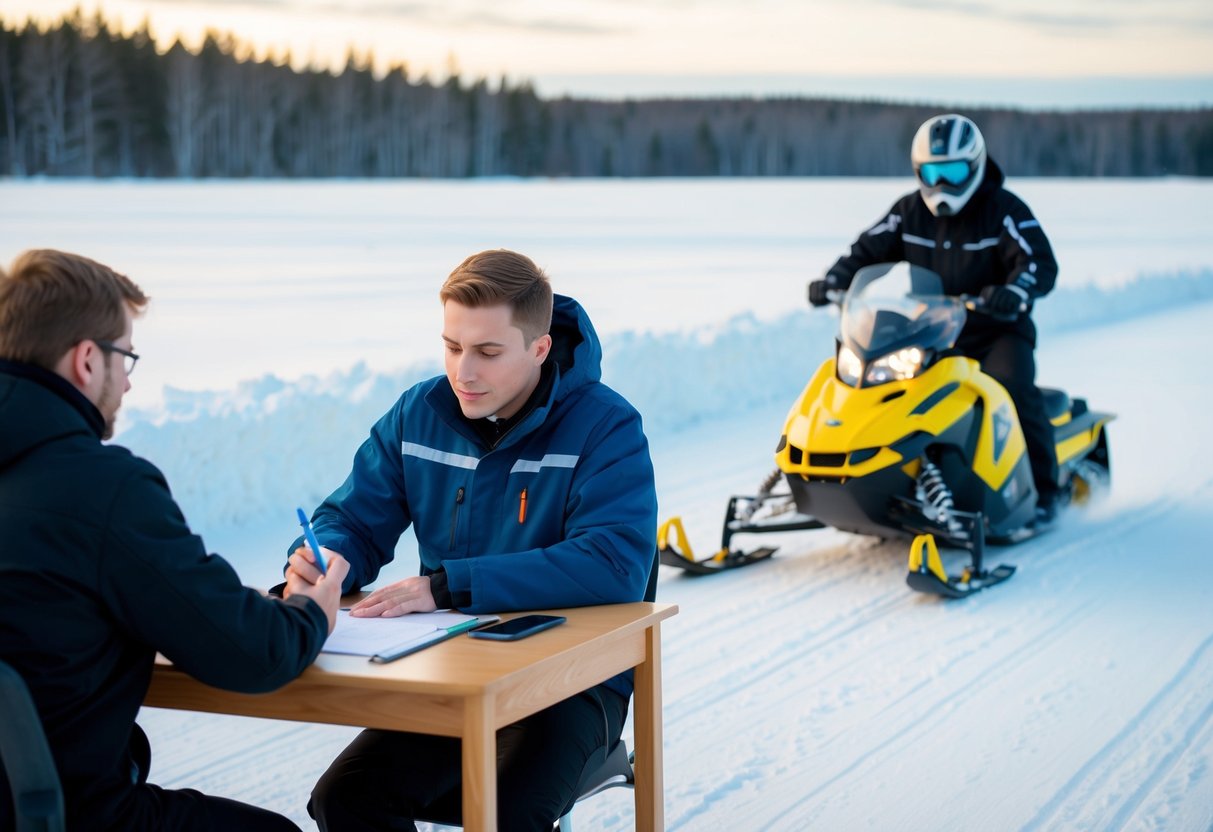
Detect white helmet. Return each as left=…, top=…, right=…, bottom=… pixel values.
left=911, top=114, right=986, bottom=217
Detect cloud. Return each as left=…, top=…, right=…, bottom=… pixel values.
left=872, top=0, right=1213, bottom=33
left=142, top=0, right=626, bottom=35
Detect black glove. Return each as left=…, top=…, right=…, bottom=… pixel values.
left=808, top=274, right=841, bottom=307
left=980, top=284, right=1030, bottom=318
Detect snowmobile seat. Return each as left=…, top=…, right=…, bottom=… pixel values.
left=0, top=658, right=66, bottom=832
left=1040, top=387, right=1072, bottom=421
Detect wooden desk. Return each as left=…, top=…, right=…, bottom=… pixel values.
left=146, top=601, right=678, bottom=832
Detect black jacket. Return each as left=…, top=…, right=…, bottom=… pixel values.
left=826, top=158, right=1058, bottom=345
left=0, top=360, right=328, bottom=830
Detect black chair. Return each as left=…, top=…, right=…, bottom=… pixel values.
left=553, top=732, right=635, bottom=832
left=422, top=547, right=660, bottom=831
left=0, top=659, right=65, bottom=832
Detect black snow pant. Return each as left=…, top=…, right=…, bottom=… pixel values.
left=958, top=329, right=1059, bottom=503
left=111, top=786, right=303, bottom=832
left=307, top=683, right=629, bottom=832
left=60, top=725, right=303, bottom=832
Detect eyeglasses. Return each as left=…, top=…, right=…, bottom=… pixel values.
left=96, top=340, right=140, bottom=375
left=917, top=160, right=973, bottom=187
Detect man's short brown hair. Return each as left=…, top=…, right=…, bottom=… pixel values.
left=0, top=250, right=149, bottom=369
left=439, top=250, right=553, bottom=344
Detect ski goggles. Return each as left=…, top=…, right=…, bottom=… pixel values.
left=916, top=160, right=973, bottom=187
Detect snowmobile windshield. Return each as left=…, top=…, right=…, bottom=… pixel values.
left=840, top=263, right=966, bottom=360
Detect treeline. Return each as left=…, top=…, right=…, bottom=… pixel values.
left=2, top=10, right=1211, bottom=179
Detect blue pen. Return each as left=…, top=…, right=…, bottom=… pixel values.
left=296, top=507, right=329, bottom=574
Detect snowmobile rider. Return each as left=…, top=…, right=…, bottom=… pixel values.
left=808, top=113, right=1061, bottom=524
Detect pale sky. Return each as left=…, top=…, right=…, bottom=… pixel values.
left=2, top=0, right=1211, bottom=107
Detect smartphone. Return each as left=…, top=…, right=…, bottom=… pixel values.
left=467, top=614, right=566, bottom=641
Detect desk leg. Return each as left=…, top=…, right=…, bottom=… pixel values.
left=463, top=695, right=497, bottom=832
left=633, top=623, right=665, bottom=832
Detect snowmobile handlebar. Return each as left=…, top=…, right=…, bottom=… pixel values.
left=962, top=294, right=1028, bottom=323
left=812, top=284, right=1024, bottom=322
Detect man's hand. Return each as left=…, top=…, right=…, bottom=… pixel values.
left=284, top=553, right=349, bottom=634
left=285, top=544, right=340, bottom=587
left=808, top=274, right=841, bottom=307
left=980, top=284, right=1030, bottom=317
left=349, top=576, right=438, bottom=618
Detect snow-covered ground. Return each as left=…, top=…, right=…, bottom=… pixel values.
left=3, top=179, right=1213, bottom=830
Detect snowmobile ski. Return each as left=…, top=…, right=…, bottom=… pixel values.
left=906, top=533, right=1016, bottom=598
left=657, top=516, right=778, bottom=574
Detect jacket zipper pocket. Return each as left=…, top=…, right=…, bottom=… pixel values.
left=449, top=486, right=465, bottom=549
left=518, top=487, right=528, bottom=523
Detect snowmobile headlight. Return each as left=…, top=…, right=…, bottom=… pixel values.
left=864, top=347, right=926, bottom=386
left=836, top=345, right=863, bottom=386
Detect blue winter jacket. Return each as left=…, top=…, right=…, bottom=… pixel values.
left=303, top=295, right=657, bottom=698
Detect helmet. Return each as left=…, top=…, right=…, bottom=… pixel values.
left=911, top=114, right=986, bottom=217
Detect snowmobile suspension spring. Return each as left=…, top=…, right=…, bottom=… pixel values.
left=757, top=468, right=782, bottom=497
left=734, top=468, right=787, bottom=524
left=917, top=460, right=963, bottom=535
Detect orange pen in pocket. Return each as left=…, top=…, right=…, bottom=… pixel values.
left=518, top=487, right=528, bottom=523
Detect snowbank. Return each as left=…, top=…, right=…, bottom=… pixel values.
left=118, top=268, right=1213, bottom=535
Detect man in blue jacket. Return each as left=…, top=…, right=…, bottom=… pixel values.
left=0, top=249, right=349, bottom=831
left=286, top=249, right=658, bottom=830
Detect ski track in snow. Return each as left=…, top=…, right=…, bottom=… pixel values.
left=1023, top=634, right=1213, bottom=832
left=1016, top=482, right=1213, bottom=832
left=656, top=489, right=1193, bottom=831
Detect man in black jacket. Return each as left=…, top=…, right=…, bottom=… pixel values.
left=0, top=249, right=349, bottom=831
left=809, top=113, right=1061, bottom=522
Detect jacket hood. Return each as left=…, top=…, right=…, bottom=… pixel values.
left=548, top=293, right=602, bottom=397
left=973, top=156, right=1006, bottom=202
left=0, top=362, right=100, bottom=469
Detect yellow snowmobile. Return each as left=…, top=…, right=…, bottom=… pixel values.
left=659, top=262, right=1115, bottom=597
